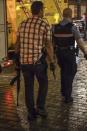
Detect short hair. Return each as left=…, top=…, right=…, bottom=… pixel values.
left=31, top=1, right=43, bottom=15
left=63, top=8, right=72, bottom=18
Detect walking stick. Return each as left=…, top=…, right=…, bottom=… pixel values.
left=16, top=67, right=20, bottom=106
left=52, top=70, right=56, bottom=80
left=15, top=53, right=20, bottom=106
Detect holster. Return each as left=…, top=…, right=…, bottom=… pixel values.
left=35, top=47, right=47, bottom=65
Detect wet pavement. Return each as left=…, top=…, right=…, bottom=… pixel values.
left=0, top=51, right=87, bottom=131
left=0, top=71, right=24, bottom=131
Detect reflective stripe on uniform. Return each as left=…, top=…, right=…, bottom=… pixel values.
left=54, top=34, right=74, bottom=37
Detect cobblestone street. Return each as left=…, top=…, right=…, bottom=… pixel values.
left=0, top=51, right=87, bottom=131
left=15, top=51, right=87, bottom=131
left=1, top=0, right=87, bottom=130
left=0, top=72, right=24, bottom=131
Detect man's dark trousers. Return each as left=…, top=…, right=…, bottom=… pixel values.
left=21, top=61, right=48, bottom=113
left=56, top=48, right=77, bottom=99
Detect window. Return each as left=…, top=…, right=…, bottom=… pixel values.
left=64, top=0, right=68, bottom=3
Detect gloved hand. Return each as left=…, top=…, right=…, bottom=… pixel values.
left=84, top=54, right=87, bottom=60
left=50, top=62, right=55, bottom=72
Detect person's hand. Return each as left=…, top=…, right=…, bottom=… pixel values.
left=84, top=54, right=87, bottom=60
left=50, top=62, right=55, bottom=72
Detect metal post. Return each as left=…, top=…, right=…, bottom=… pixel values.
left=4, top=0, right=8, bottom=57
left=77, top=0, right=81, bottom=19
left=0, top=0, right=8, bottom=60
left=86, top=2, right=87, bottom=13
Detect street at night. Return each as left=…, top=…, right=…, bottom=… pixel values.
left=0, top=51, right=87, bottom=131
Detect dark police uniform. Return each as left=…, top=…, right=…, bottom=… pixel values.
left=53, top=19, right=81, bottom=101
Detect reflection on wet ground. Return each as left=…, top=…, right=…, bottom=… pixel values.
left=0, top=51, right=87, bottom=131
left=16, top=52, right=87, bottom=131
left=0, top=70, right=24, bottom=131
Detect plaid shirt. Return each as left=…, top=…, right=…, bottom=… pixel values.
left=16, top=16, right=52, bottom=64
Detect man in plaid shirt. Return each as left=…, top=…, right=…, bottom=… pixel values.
left=15, top=1, right=55, bottom=121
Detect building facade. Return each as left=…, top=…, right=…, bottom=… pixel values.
left=68, top=0, right=87, bottom=18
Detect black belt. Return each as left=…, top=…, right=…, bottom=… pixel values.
left=57, top=46, right=75, bottom=50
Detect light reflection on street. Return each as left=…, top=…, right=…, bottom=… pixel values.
left=4, top=90, right=13, bottom=110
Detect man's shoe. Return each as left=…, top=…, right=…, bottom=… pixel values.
left=64, top=97, right=73, bottom=104
left=28, top=110, right=37, bottom=121
left=28, top=113, right=37, bottom=121
left=36, top=108, right=48, bottom=118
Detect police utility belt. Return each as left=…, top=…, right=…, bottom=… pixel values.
left=56, top=45, right=75, bottom=50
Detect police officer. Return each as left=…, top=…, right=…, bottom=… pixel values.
left=53, top=8, right=87, bottom=103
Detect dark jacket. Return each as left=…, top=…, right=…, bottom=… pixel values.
left=53, top=22, right=75, bottom=48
